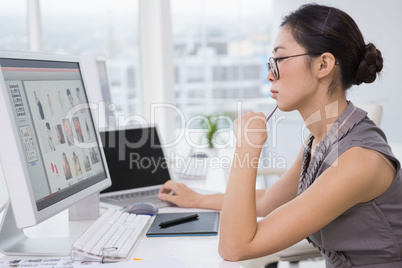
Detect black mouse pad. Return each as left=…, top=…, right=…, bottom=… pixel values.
left=146, top=212, right=219, bottom=237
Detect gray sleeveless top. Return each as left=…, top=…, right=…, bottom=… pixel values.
left=298, top=101, right=402, bottom=268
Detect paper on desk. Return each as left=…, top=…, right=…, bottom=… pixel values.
left=0, top=257, right=99, bottom=268
left=74, top=257, right=189, bottom=268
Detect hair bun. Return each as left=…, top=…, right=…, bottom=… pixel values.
left=354, top=43, right=383, bottom=85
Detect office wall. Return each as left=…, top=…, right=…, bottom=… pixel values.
left=271, top=0, right=402, bottom=143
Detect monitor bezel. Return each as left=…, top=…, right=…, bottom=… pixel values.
left=80, top=54, right=115, bottom=130
left=0, top=50, right=111, bottom=229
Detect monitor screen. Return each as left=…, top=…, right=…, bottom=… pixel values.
left=0, top=51, right=111, bottom=230
left=100, top=126, right=171, bottom=194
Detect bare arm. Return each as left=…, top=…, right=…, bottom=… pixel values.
left=158, top=144, right=303, bottom=214
left=158, top=180, right=224, bottom=210
left=255, top=146, right=303, bottom=217
left=219, top=142, right=395, bottom=261
left=218, top=112, right=269, bottom=260
left=158, top=179, right=269, bottom=209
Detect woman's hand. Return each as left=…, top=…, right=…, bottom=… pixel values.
left=233, top=112, right=267, bottom=149
left=158, top=180, right=202, bottom=208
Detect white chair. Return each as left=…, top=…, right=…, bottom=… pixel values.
left=355, top=101, right=383, bottom=126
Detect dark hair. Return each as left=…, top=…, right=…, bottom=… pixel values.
left=67, top=89, right=71, bottom=96
left=281, top=4, right=383, bottom=90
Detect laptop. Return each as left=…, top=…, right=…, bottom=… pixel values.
left=99, top=124, right=173, bottom=208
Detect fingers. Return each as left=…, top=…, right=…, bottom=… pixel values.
left=158, top=191, right=176, bottom=203
left=158, top=180, right=181, bottom=202
left=158, top=181, right=196, bottom=208
left=234, top=112, right=267, bottom=132
left=237, top=112, right=266, bottom=125
left=158, top=180, right=178, bottom=194
left=234, top=112, right=268, bottom=147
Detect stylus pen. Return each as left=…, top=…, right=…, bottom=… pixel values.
left=159, top=213, right=199, bottom=228
left=266, top=104, right=278, bottom=122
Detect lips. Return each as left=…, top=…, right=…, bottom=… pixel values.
left=270, top=89, right=278, bottom=98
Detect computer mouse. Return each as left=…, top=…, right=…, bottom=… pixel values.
left=124, top=202, right=158, bottom=215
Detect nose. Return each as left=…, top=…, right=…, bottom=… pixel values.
left=266, top=70, right=275, bottom=83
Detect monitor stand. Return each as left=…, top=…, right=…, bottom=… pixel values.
left=0, top=200, right=76, bottom=256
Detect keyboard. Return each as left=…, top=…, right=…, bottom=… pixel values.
left=71, top=208, right=152, bottom=262
left=174, top=153, right=209, bottom=179
left=101, top=188, right=172, bottom=208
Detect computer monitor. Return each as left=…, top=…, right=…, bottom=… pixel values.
left=80, top=54, right=115, bottom=129
left=0, top=50, right=111, bottom=255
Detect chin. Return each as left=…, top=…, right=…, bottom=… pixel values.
left=277, top=103, right=295, bottom=112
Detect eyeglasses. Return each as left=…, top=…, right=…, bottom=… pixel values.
left=267, top=53, right=322, bottom=80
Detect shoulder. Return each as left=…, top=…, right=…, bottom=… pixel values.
left=325, top=146, right=395, bottom=203
left=341, top=116, right=387, bottom=149
left=338, top=116, right=399, bottom=169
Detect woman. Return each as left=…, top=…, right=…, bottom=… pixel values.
left=63, top=119, right=74, bottom=146
left=158, top=4, right=402, bottom=267
left=72, top=151, right=83, bottom=176
left=55, top=124, right=65, bottom=145
left=45, top=122, right=55, bottom=152
left=62, top=152, right=72, bottom=180
left=34, top=91, right=45, bottom=120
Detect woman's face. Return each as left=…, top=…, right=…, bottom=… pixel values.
left=267, top=26, right=317, bottom=111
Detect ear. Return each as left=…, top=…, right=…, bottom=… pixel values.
left=316, top=52, right=337, bottom=79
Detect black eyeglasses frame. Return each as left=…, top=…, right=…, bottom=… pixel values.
left=267, top=52, right=323, bottom=80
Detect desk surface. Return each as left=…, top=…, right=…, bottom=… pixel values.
left=0, top=167, right=280, bottom=268
left=0, top=168, right=235, bottom=267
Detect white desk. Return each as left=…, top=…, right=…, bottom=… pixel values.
left=0, top=167, right=282, bottom=267
left=134, top=206, right=235, bottom=268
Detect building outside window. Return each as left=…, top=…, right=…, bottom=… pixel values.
left=0, top=0, right=141, bottom=120
left=40, top=0, right=141, bottom=119
left=1, top=0, right=276, bottom=142
left=171, top=0, right=274, bottom=121
left=169, top=0, right=279, bottom=159
left=0, top=1, right=27, bottom=51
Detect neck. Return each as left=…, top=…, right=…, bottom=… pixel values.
left=300, top=94, right=348, bottom=143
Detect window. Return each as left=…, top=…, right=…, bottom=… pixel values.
left=40, top=0, right=141, bottom=118
left=0, top=1, right=27, bottom=51
left=187, top=66, right=204, bottom=82
left=171, top=0, right=274, bottom=119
